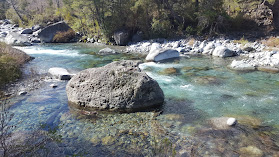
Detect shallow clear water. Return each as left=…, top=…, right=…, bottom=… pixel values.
left=4, top=43, right=279, bottom=156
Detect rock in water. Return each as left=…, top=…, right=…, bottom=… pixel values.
left=209, top=117, right=236, bottom=130
left=50, top=84, right=58, bottom=88
left=18, top=91, right=27, bottom=96
left=48, top=67, right=73, bottom=80
left=66, top=60, right=164, bottom=112
left=212, top=46, right=235, bottom=58
left=146, top=48, right=179, bottom=62
left=227, top=117, right=237, bottom=126
left=38, top=21, right=71, bottom=43
left=5, top=32, right=31, bottom=46
left=229, top=60, right=256, bottom=71
left=98, top=48, right=117, bottom=55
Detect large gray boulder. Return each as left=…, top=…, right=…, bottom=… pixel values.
left=38, top=21, right=71, bottom=43
left=66, top=60, right=164, bottom=112
left=48, top=67, right=73, bottom=80
left=229, top=60, right=256, bottom=71
left=146, top=46, right=179, bottom=62
left=5, top=32, right=31, bottom=46
left=20, top=28, right=33, bottom=34
left=212, top=46, right=236, bottom=58
left=113, top=29, right=130, bottom=46
left=98, top=47, right=117, bottom=55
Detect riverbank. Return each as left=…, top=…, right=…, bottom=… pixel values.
left=125, top=34, right=279, bottom=72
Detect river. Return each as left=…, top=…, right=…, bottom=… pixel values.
left=5, top=43, right=279, bottom=156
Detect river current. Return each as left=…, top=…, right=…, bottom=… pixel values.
left=6, top=43, right=279, bottom=156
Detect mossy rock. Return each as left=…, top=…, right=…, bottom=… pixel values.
left=232, top=115, right=262, bottom=129
left=182, top=66, right=211, bottom=72
left=101, top=136, right=116, bottom=145
left=257, top=66, right=279, bottom=73
left=159, top=67, right=180, bottom=75
left=90, top=135, right=101, bottom=146
left=239, top=146, right=263, bottom=157
left=164, top=114, right=185, bottom=121
left=193, top=76, right=221, bottom=85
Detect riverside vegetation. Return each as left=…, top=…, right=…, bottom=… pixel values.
left=0, top=0, right=279, bottom=43
left=0, top=42, right=33, bottom=88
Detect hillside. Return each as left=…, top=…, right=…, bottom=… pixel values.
left=0, top=0, right=278, bottom=42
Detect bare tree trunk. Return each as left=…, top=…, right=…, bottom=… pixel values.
left=7, top=0, right=24, bottom=22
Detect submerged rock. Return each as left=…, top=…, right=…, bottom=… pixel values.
left=66, top=60, right=164, bottom=112
left=257, top=66, right=279, bottom=73
left=193, top=76, right=221, bottom=85
left=209, top=117, right=237, bottom=130
left=159, top=67, right=180, bottom=75
left=239, top=146, right=263, bottom=157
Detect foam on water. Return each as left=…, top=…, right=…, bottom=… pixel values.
left=14, top=45, right=83, bottom=57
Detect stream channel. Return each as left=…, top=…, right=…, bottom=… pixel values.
left=5, top=43, right=279, bottom=156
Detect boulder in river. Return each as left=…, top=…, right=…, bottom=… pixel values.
left=38, top=21, right=71, bottom=43
left=98, top=47, right=117, bottom=55
left=48, top=67, right=73, bottom=80
left=212, top=46, right=236, bottom=58
left=229, top=60, right=256, bottom=71
left=5, top=32, right=31, bottom=46
left=146, top=46, right=179, bottom=62
left=66, top=60, right=164, bottom=112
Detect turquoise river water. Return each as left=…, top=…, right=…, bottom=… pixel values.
left=3, top=43, right=279, bottom=156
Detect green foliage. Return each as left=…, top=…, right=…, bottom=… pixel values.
left=0, top=43, right=22, bottom=87
left=2, top=0, right=275, bottom=39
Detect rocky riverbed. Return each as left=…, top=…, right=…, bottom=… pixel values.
left=126, top=36, right=279, bottom=73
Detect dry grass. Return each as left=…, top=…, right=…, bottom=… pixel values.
left=233, top=37, right=249, bottom=45
left=53, top=29, right=76, bottom=43
left=262, top=37, right=279, bottom=48
left=187, top=38, right=196, bottom=46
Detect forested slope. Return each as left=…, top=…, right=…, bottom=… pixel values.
left=0, top=0, right=278, bottom=40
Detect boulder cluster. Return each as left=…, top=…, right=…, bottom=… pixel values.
left=0, top=20, right=74, bottom=46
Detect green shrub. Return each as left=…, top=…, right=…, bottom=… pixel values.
left=52, top=29, right=76, bottom=43
left=0, top=42, right=32, bottom=87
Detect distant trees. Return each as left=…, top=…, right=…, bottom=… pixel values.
left=1, top=0, right=278, bottom=40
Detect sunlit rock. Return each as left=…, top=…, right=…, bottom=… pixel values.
left=48, top=67, right=73, bottom=80
left=212, top=46, right=236, bottom=58
left=239, top=146, right=263, bottom=157
left=66, top=60, right=164, bottom=112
